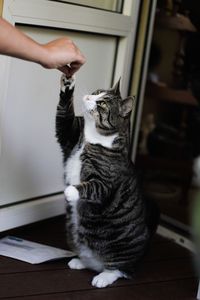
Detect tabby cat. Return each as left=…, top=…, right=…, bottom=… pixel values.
left=56, top=75, right=158, bottom=288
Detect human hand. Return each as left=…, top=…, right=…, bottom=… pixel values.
left=40, top=37, right=86, bottom=76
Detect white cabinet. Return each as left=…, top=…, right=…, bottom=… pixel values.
left=0, top=0, right=140, bottom=230
left=0, top=25, right=117, bottom=206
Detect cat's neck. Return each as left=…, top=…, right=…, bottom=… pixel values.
left=84, top=118, right=118, bottom=149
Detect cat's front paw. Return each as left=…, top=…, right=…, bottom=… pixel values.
left=60, top=74, right=75, bottom=92
left=64, top=185, right=79, bottom=202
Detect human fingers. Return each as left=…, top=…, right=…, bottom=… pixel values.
left=41, top=37, right=86, bottom=70
left=58, top=60, right=84, bottom=76
left=58, top=65, right=71, bottom=77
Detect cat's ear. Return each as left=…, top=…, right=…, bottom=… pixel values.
left=119, top=96, right=135, bottom=117
left=112, top=78, right=121, bottom=95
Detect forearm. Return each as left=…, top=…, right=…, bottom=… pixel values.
left=0, top=18, right=46, bottom=64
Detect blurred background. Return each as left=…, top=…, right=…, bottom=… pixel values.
left=134, top=0, right=200, bottom=234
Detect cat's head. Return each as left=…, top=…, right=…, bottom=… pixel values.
left=83, top=79, right=135, bottom=135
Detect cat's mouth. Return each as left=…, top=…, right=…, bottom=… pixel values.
left=83, top=92, right=106, bottom=117
left=83, top=92, right=106, bottom=105
left=84, top=95, right=91, bottom=101
left=83, top=95, right=96, bottom=113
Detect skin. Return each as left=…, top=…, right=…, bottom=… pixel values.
left=0, top=17, right=86, bottom=76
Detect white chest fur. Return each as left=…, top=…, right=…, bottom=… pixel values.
left=84, top=118, right=117, bottom=148
left=65, top=145, right=84, bottom=185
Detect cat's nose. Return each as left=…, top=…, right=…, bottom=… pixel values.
left=84, top=95, right=91, bottom=101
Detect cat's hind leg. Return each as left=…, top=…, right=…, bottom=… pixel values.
left=91, top=269, right=125, bottom=288
left=68, top=258, right=86, bottom=270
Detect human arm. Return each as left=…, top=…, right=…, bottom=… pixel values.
left=0, top=17, right=86, bottom=76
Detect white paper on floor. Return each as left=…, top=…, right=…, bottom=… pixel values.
left=0, top=236, right=75, bottom=264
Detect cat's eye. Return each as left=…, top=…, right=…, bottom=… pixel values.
left=98, top=101, right=107, bottom=108
left=94, top=90, right=102, bottom=95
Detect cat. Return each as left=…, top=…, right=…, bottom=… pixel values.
left=55, top=75, right=159, bottom=288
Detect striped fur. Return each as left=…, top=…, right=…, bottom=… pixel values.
left=55, top=75, right=159, bottom=287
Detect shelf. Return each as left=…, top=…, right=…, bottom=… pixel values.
left=146, top=82, right=198, bottom=106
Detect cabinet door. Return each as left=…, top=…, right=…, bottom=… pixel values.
left=0, top=26, right=117, bottom=206
left=0, top=0, right=140, bottom=230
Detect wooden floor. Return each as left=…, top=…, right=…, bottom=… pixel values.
left=0, top=216, right=198, bottom=300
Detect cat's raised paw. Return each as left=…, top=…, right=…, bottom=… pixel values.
left=60, top=74, right=75, bottom=92
left=64, top=185, right=79, bottom=202
left=68, top=258, right=86, bottom=270
left=92, top=270, right=123, bottom=288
